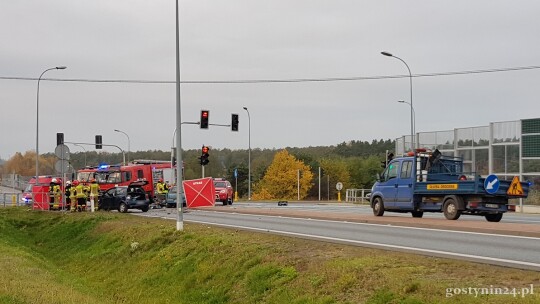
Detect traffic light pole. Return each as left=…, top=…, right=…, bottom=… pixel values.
left=64, top=141, right=126, bottom=165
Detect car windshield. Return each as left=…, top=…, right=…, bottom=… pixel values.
left=214, top=182, right=226, bottom=188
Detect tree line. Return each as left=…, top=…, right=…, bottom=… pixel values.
left=0, top=139, right=394, bottom=200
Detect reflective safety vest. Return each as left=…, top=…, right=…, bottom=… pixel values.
left=49, top=184, right=61, bottom=197
left=90, top=183, right=100, bottom=196
left=74, top=184, right=87, bottom=199
left=156, top=182, right=165, bottom=194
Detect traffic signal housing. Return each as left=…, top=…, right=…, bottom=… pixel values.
left=56, top=133, right=64, bottom=146
left=200, top=110, right=209, bottom=129
left=231, top=114, right=239, bottom=131
left=200, top=146, right=210, bottom=166
left=95, top=135, right=102, bottom=149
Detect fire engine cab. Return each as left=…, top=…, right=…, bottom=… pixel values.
left=77, top=160, right=175, bottom=202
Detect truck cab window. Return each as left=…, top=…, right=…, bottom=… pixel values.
left=401, top=161, right=412, bottom=179
left=383, top=162, right=399, bottom=181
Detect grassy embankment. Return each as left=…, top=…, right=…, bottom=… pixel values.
left=0, top=208, right=538, bottom=304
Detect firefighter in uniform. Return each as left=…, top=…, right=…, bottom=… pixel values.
left=155, top=179, right=167, bottom=208
left=48, top=178, right=61, bottom=210
left=74, top=180, right=88, bottom=211
left=89, top=178, right=100, bottom=211
left=64, top=180, right=72, bottom=211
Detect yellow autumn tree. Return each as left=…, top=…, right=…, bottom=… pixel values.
left=3, top=151, right=55, bottom=176
left=253, top=149, right=314, bottom=200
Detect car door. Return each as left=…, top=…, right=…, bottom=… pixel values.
left=378, top=160, right=400, bottom=209
left=395, top=160, right=414, bottom=209
left=100, top=189, right=115, bottom=210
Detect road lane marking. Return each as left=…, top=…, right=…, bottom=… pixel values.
left=193, top=210, right=540, bottom=240
left=186, top=218, right=540, bottom=271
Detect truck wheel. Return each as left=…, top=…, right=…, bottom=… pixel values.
left=443, top=198, right=461, bottom=220
left=485, top=213, right=503, bottom=222
left=118, top=203, right=129, bottom=213
left=141, top=205, right=149, bottom=212
left=372, top=197, right=384, bottom=216
left=411, top=211, right=424, bottom=218
left=228, top=197, right=233, bottom=205
left=222, top=200, right=228, bottom=206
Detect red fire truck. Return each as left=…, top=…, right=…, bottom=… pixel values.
left=77, top=160, right=175, bottom=202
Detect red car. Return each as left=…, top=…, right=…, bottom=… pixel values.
left=213, top=178, right=233, bottom=205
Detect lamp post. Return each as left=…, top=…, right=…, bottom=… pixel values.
left=114, top=129, right=130, bottom=163
left=243, top=107, right=251, bottom=201
left=381, top=51, right=414, bottom=150
left=174, top=0, right=185, bottom=231
left=36, top=66, right=67, bottom=185
left=398, top=100, right=415, bottom=150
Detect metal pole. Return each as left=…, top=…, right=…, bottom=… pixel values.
left=398, top=100, right=415, bottom=149
left=175, top=0, right=184, bottom=231
left=114, top=129, right=130, bottom=163
left=327, top=175, right=330, bottom=201
left=243, top=107, right=251, bottom=200
left=381, top=51, right=414, bottom=149
left=318, top=166, right=321, bottom=201
left=36, top=66, right=66, bottom=185
left=297, top=169, right=300, bottom=201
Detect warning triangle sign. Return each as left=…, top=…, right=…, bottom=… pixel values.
left=507, top=176, right=524, bottom=196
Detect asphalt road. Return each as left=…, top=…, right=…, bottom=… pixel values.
left=139, top=203, right=540, bottom=271
left=230, top=202, right=540, bottom=224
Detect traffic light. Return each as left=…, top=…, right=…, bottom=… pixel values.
left=95, top=135, right=102, bottom=149
left=231, top=114, right=239, bottom=131
left=56, top=133, right=64, bottom=146
left=199, top=145, right=210, bottom=165
left=200, top=110, right=209, bottom=129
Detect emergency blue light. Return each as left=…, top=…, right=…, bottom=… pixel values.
left=98, top=164, right=109, bottom=170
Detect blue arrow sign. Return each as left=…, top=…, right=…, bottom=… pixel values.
left=484, top=174, right=500, bottom=194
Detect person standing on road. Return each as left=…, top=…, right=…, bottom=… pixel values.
left=155, top=179, right=167, bottom=208
left=73, top=180, right=87, bottom=211
left=64, top=180, right=73, bottom=210
left=48, top=178, right=61, bottom=210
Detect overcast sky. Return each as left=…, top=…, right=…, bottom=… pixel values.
left=1, top=0, right=540, bottom=160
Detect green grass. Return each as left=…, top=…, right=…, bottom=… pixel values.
left=0, top=207, right=539, bottom=303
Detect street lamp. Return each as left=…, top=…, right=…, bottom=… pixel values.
left=114, top=129, right=130, bottom=163
left=243, top=107, right=251, bottom=201
left=381, top=51, right=415, bottom=150
left=398, top=100, right=415, bottom=149
left=36, top=66, right=67, bottom=185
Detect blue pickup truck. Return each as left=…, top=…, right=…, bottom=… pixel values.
left=370, top=149, right=530, bottom=222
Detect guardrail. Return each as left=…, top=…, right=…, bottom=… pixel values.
left=345, top=189, right=371, bottom=203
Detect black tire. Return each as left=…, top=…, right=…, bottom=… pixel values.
left=228, top=197, right=233, bottom=205
left=141, top=205, right=149, bottom=212
left=222, top=200, right=228, bottom=206
left=485, top=213, right=503, bottom=222
left=443, top=198, right=461, bottom=220
left=118, top=203, right=129, bottom=213
left=411, top=211, right=424, bottom=218
left=372, top=197, right=384, bottom=216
